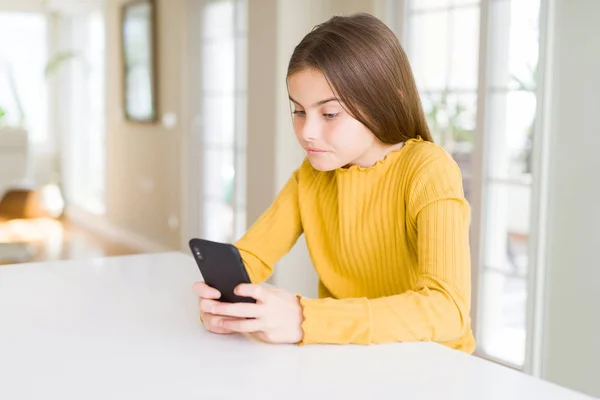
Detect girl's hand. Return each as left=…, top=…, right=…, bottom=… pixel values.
left=192, top=281, right=246, bottom=334
left=198, top=284, right=304, bottom=344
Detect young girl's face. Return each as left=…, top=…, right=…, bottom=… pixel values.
left=287, top=68, right=378, bottom=171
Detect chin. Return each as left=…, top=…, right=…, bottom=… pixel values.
left=306, top=155, right=343, bottom=172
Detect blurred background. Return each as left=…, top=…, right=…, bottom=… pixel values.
left=0, top=0, right=598, bottom=397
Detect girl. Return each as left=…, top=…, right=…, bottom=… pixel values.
left=193, top=12, right=475, bottom=353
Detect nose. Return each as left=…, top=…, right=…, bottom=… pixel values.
left=299, top=116, right=320, bottom=142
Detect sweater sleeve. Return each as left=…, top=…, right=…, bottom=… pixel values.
left=298, top=154, right=472, bottom=348
left=233, top=167, right=304, bottom=284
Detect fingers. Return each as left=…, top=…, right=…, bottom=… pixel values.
left=200, top=299, right=262, bottom=318
left=221, top=317, right=263, bottom=333
left=201, top=314, right=238, bottom=334
left=192, top=281, right=221, bottom=299
left=234, top=284, right=268, bottom=302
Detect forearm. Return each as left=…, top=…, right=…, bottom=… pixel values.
left=233, top=168, right=304, bottom=284
left=299, top=277, right=469, bottom=345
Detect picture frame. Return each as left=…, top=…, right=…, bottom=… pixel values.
left=121, top=0, right=158, bottom=123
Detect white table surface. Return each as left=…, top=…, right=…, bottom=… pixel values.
left=0, top=251, right=594, bottom=400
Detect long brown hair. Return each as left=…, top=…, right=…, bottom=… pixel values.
left=287, top=13, right=433, bottom=144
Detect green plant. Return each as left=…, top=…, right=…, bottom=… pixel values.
left=44, top=51, right=79, bottom=78
left=424, top=89, right=475, bottom=148
left=510, top=63, right=537, bottom=92
left=0, top=106, right=6, bottom=125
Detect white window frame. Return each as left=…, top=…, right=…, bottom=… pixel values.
left=182, top=0, right=248, bottom=247
left=47, top=3, right=107, bottom=215
left=523, top=0, right=551, bottom=378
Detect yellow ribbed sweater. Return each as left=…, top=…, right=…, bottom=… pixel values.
left=234, top=137, right=475, bottom=353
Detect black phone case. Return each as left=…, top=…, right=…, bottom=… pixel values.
left=189, top=238, right=256, bottom=303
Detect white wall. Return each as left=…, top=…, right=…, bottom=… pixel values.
left=0, top=0, right=44, bottom=12
left=540, top=0, right=600, bottom=397
left=102, top=0, right=185, bottom=251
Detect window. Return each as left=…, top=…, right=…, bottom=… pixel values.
left=478, top=0, right=541, bottom=368
left=55, top=10, right=106, bottom=214
left=403, top=0, right=543, bottom=368
left=200, top=0, right=248, bottom=243
left=0, top=12, right=48, bottom=148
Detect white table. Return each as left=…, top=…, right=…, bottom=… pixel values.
left=0, top=252, right=593, bottom=399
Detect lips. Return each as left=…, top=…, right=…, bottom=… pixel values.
left=307, top=147, right=327, bottom=153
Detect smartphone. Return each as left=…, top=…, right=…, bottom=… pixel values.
left=189, top=238, right=256, bottom=303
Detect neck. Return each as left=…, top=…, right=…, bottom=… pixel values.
left=348, top=142, right=405, bottom=168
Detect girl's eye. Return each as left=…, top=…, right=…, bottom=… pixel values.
left=323, top=113, right=340, bottom=120
left=292, top=110, right=306, bottom=117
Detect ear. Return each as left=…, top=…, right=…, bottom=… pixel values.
left=398, top=89, right=405, bottom=98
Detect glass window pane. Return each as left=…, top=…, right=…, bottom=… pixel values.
left=505, top=91, right=536, bottom=177
left=234, top=94, right=247, bottom=147
left=200, top=0, right=247, bottom=246
left=203, top=95, right=235, bottom=146
left=408, top=11, right=449, bottom=90
left=484, top=182, right=531, bottom=276
left=507, top=0, right=540, bottom=91
left=488, top=0, right=540, bottom=91
left=448, top=7, right=480, bottom=90
left=410, top=0, right=450, bottom=11
left=423, top=90, right=460, bottom=143
left=0, top=12, right=47, bottom=146
left=0, top=69, right=19, bottom=125
left=203, top=0, right=234, bottom=39
left=452, top=0, right=480, bottom=6
left=479, top=270, right=527, bottom=367
left=234, top=149, right=246, bottom=209
left=420, top=91, right=443, bottom=143
left=202, top=147, right=235, bottom=202
left=447, top=92, right=477, bottom=149
left=488, top=0, right=511, bottom=89
left=487, top=91, right=536, bottom=179
left=235, top=36, right=247, bottom=92
left=235, top=0, right=248, bottom=34
left=421, top=91, right=476, bottom=199
left=86, top=12, right=107, bottom=211
left=203, top=200, right=234, bottom=242
left=202, top=38, right=235, bottom=94
left=234, top=208, right=246, bottom=241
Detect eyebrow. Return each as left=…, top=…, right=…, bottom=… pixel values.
left=288, top=96, right=340, bottom=107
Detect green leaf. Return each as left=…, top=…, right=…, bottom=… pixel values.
left=44, top=51, right=79, bottom=78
